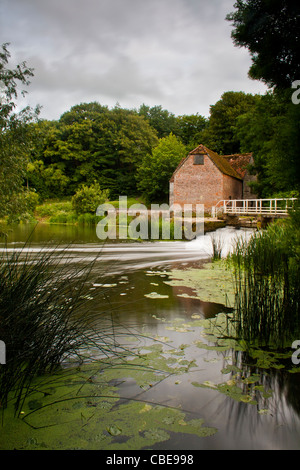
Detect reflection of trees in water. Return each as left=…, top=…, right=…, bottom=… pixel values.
left=221, top=348, right=300, bottom=434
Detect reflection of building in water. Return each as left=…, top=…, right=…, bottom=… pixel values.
left=170, top=284, right=232, bottom=320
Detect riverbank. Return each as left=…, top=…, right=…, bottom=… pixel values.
left=0, top=197, right=262, bottom=244
left=32, top=198, right=256, bottom=233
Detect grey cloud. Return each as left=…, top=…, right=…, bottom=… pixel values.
left=1, top=0, right=267, bottom=120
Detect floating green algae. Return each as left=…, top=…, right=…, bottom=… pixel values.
left=0, top=362, right=217, bottom=450
left=192, top=379, right=256, bottom=405
left=2, top=258, right=298, bottom=450
left=0, top=335, right=214, bottom=450
left=164, top=260, right=235, bottom=306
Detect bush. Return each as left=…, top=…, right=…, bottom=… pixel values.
left=24, top=190, right=40, bottom=213
left=71, top=183, right=109, bottom=215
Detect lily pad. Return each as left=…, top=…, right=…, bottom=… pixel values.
left=106, top=425, right=122, bottom=436
left=143, top=428, right=170, bottom=443
left=164, top=261, right=236, bottom=306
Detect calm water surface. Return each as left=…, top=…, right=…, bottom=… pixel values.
left=2, top=223, right=300, bottom=450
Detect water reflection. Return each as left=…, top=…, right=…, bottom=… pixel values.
left=2, top=223, right=300, bottom=449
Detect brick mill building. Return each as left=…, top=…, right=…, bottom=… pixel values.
left=169, top=144, right=256, bottom=211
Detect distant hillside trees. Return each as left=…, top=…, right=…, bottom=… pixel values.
left=28, top=104, right=158, bottom=200
left=27, top=103, right=209, bottom=203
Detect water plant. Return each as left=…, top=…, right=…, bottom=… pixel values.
left=228, top=214, right=300, bottom=349
left=0, top=238, right=134, bottom=416
left=210, top=232, right=224, bottom=260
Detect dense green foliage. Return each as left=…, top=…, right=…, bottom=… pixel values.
left=71, top=182, right=109, bottom=215
left=227, top=0, right=300, bottom=89
left=236, top=90, right=300, bottom=196
left=0, top=43, right=40, bottom=221
left=136, top=133, right=187, bottom=203
left=200, top=91, right=259, bottom=155
left=28, top=104, right=159, bottom=200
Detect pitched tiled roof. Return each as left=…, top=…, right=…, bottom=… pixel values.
left=170, top=144, right=252, bottom=182
left=190, top=144, right=245, bottom=180
left=170, top=144, right=254, bottom=182
left=222, top=153, right=253, bottom=178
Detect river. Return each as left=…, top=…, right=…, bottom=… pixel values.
left=1, top=223, right=300, bottom=450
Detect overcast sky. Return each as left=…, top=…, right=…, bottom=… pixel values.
left=1, top=0, right=268, bottom=121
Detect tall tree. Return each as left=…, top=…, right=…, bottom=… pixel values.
left=174, top=113, right=208, bottom=150
left=136, top=133, right=187, bottom=203
left=0, top=43, right=39, bottom=220
left=236, top=91, right=300, bottom=196
left=226, top=0, right=300, bottom=89
left=138, top=104, right=177, bottom=139
left=199, top=91, right=259, bottom=154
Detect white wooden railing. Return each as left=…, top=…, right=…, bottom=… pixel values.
left=213, top=198, right=297, bottom=218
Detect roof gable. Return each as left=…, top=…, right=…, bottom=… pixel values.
left=171, top=144, right=244, bottom=181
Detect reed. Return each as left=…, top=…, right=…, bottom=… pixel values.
left=229, top=220, right=300, bottom=349
left=210, top=232, right=224, bottom=260
left=0, top=240, right=132, bottom=415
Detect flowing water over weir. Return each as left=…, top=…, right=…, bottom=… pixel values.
left=1, top=224, right=300, bottom=450
left=1, top=224, right=252, bottom=273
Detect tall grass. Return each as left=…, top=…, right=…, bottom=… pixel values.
left=229, top=219, right=300, bottom=349
left=0, top=240, right=131, bottom=415
left=210, top=232, right=224, bottom=260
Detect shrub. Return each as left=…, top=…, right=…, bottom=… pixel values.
left=71, top=182, right=109, bottom=215
left=24, top=190, right=40, bottom=213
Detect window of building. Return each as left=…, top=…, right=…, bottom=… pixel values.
left=193, top=154, right=204, bottom=165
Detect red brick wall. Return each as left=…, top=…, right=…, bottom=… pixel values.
left=223, top=174, right=243, bottom=201
left=171, top=154, right=243, bottom=211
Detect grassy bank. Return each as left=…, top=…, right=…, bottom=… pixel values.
left=34, top=197, right=147, bottom=225
left=32, top=197, right=212, bottom=240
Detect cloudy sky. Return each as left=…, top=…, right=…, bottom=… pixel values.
left=1, top=0, right=268, bottom=121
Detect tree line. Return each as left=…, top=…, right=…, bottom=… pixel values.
left=23, top=88, right=300, bottom=206
left=1, top=0, right=300, bottom=222
left=26, top=102, right=205, bottom=203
